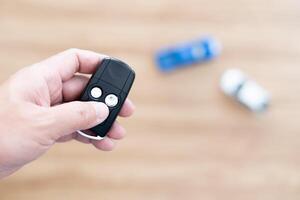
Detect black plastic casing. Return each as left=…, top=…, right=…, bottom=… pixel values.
left=79, top=58, right=135, bottom=137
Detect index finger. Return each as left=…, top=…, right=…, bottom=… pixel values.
left=38, top=48, right=108, bottom=81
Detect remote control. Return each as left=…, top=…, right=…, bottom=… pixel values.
left=77, top=58, right=135, bottom=140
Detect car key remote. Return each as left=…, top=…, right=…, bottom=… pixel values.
left=77, top=58, right=135, bottom=140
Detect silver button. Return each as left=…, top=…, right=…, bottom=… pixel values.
left=90, top=87, right=102, bottom=98
left=105, top=94, right=118, bottom=107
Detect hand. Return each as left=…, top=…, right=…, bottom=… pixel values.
left=0, top=49, right=135, bottom=179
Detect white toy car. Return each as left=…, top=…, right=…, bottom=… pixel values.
left=220, top=69, right=270, bottom=112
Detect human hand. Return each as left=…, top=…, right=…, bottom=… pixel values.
left=0, top=49, right=135, bottom=179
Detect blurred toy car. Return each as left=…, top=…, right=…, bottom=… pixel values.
left=220, top=69, right=270, bottom=112
left=155, top=37, right=221, bottom=72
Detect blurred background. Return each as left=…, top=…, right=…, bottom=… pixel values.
left=0, top=0, right=300, bottom=199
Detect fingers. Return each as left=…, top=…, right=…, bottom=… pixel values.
left=119, top=99, right=135, bottom=117
left=63, top=75, right=135, bottom=117
left=62, top=75, right=89, bottom=102
left=91, top=138, right=115, bottom=151
left=88, top=122, right=126, bottom=151
left=73, top=135, right=115, bottom=151
left=37, top=48, right=108, bottom=81
left=47, top=101, right=109, bottom=139
left=107, top=121, right=126, bottom=140
left=73, top=121, right=126, bottom=151
left=74, top=133, right=91, bottom=144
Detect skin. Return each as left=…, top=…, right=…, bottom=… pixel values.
left=0, top=49, right=135, bottom=179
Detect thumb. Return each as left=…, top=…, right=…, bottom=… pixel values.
left=47, top=101, right=109, bottom=139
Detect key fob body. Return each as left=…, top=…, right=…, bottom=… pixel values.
left=78, top=58, right=135, bottom=140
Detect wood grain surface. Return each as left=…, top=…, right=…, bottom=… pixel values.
left=0, top=0, right=300, bottom=199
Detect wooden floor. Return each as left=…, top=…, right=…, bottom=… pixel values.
left=1, top=0, right=300, bottom=199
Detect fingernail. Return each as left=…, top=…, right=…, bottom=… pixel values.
left=92, top=102, right=109, bottom=122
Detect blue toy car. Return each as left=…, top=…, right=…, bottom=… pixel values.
left=155, top=37, right=221, bottom=72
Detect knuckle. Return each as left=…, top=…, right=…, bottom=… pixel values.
left=64, top=48, right=80, bottom=68
left=66, top=48, right=79, bottom=53
left=74, top=103, right=96, bottom=126
left=65, top=48, right=80, bottom=56
left=70, top=47, right=79, bottom=52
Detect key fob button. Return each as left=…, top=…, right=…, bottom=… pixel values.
left=105, top=94, right=119, bottom=107
left=90, top=87, right=102, bottom=99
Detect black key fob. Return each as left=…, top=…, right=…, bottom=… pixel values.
left=77, top=58, right=135, bottom=140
